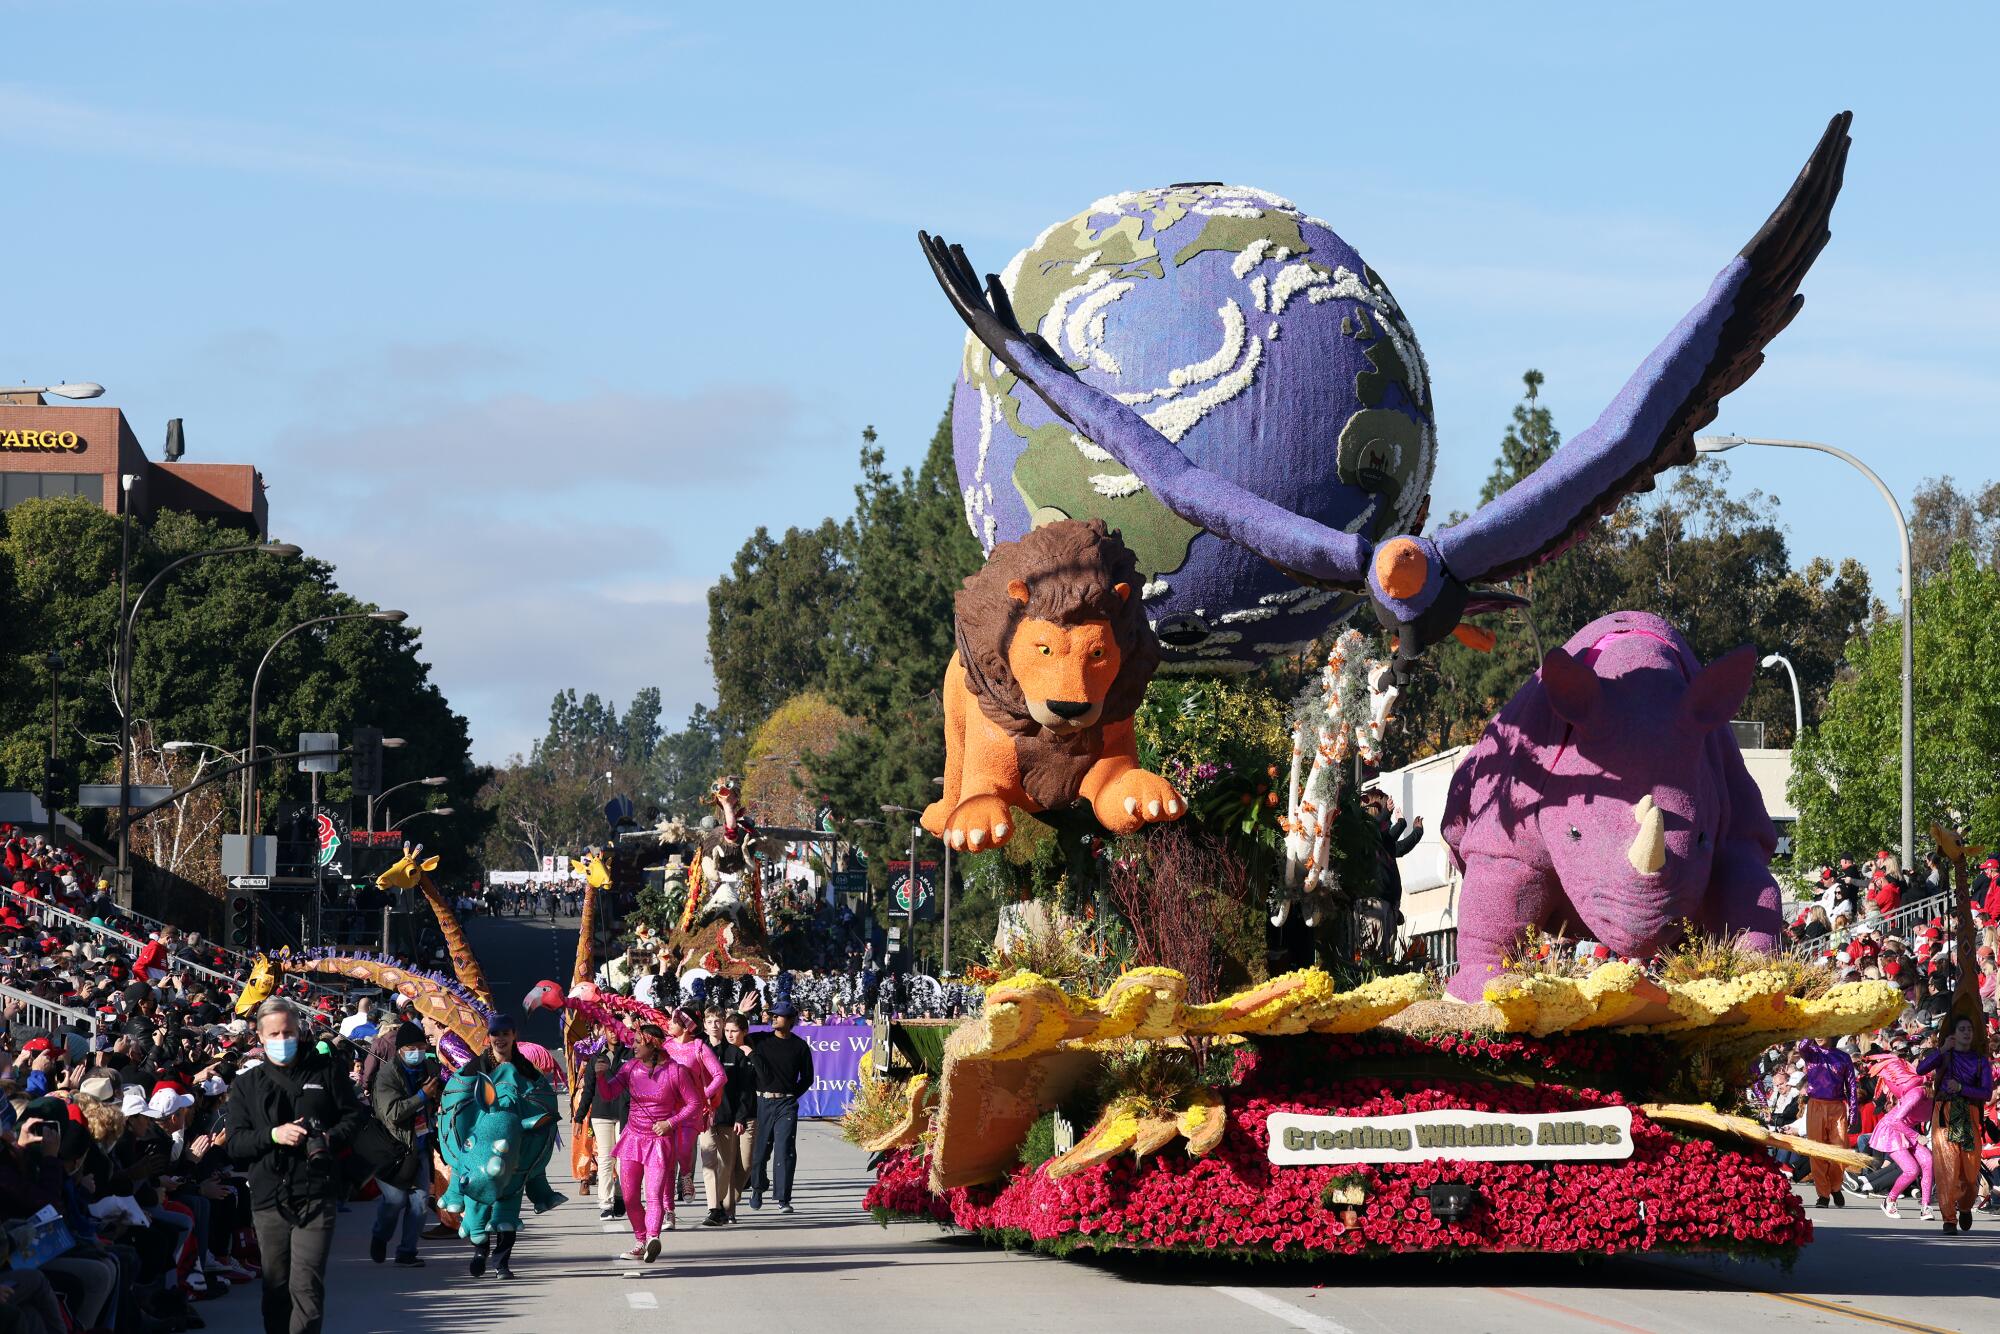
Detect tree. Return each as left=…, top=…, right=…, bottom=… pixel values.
left=0, top=497, right=486, bottom=898
left=741, top=691, right=861, bottom=827
left=649, top=704, right=724, bottom=820
left=1790, top=547, right=2000, bottom=866
left=706, top=519, right=850, bottom=748
left=1909, top=475, right=2000, bottom=583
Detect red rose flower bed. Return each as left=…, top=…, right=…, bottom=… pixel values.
left=870, top=1034, right=1809, bottom=1261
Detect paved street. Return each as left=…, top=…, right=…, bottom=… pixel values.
left=201, top=915, right=1992, bottom=1334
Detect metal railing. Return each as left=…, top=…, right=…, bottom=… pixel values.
left=0, top=982, right=101, bottom=1051
left=1, top=885, right=244, bottom=992
left=1786, top=886, right=1956, bottom=959
left=0, top=883, right=342, bottom=1002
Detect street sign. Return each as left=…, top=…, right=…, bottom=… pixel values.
left=227, top=875, right=270, bottom=890
left=298, top=732, right=341, bottom=774
left=221, top=834, right=278, bottom=877
left=79, top=784, right=175, bottom=809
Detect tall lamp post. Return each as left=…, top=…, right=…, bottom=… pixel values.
left=241, top=609, right=407, bottom=833
left=116, top=541, right=302, bottom=908
left=1696, top=435, right=1913, bottom=869
left=367, top=775, right=447, bottom=836
left=930, top=777, right=952, bottom=975
left=390, top=806, right=454, bottom=832
left=881, top=804, right=925, bottom=967
left=1761, top=653, right=1804, bottom=742
left=43, top=652, right=63, bottom=844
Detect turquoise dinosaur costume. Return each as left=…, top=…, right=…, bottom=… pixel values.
left=438, top=1059, right=566, bottom=1241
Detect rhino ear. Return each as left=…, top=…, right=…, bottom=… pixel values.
left=1680, top=644, right=1759, bottom=734
left=1541, top=649, right=1602, bottom=730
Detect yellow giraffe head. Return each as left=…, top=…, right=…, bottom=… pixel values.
left=569, top=847, right=612, bottom=891
left=235, top=954, right=278, bottom=1017
left=376, top=841, right=442, bottom=892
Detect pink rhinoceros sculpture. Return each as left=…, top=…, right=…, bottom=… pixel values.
left=1440, top=611, right=1783, bottom=1001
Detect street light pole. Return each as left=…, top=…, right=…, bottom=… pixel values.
left=116, top=539, right=301, bottom=908
left=44, top=652, right=62, bottom=844
left=367, top=775, right=446, bottom=836
left=389, top=806, right=455, bottom=832
left=1697, top=435, right=1914, bottom=869
left=242, top=609, right=406, bottom=834
left=1760, top=653, right=1804, bottom=742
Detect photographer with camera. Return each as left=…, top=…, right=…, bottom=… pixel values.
left=223, top=998, right=365, bottom=1334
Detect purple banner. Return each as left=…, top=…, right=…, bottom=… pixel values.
left=793, top=1022, right=873, bottom=1118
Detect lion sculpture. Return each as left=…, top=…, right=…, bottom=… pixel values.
left=924, top=518, right=1182, bottom=850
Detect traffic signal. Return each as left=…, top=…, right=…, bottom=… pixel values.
left=227, top=893, right=256, bottom=948
left=351, top=725, right=384, bottom=798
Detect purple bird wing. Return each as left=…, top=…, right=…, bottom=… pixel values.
left=919, top=231, right=1371, bottom=589
left=1437, top=112, right=1851, bottom=585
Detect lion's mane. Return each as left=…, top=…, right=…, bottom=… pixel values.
left=953, top=518, right=1161, bottom=811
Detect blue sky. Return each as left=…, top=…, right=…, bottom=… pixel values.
left=5, top=2, right=1995, bottom=762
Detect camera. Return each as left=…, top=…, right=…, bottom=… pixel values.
left=300, top=1117, right=332, bottom=1162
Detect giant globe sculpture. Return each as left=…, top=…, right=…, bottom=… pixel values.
left=950, top=183, right=1437, bottom=672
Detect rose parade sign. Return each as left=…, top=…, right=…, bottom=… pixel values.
left=1268, top=1108, right=1633, bottom=1166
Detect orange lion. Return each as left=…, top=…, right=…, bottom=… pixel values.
left=923, top=518, right=1183, bottom=851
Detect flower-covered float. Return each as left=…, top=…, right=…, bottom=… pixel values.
left=855, top=112, right=1877, bottom=1262
left=852, top=958, right=1900, bottom=1261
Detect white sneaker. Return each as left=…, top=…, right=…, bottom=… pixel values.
left=641, top=1236, right=661, bottom=1263
left=661, top=1215, right=675, bottom=1232
left=1921, top=1205, right=1938, bottom=1221
left=617, top=1245, right=646, bottom=1261
left=1881, top=1198, right=1900, bottom=1219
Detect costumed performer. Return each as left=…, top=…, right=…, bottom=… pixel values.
left=595, top=1021, right=704, bottom=1262
left=451, top=1013, right=566, bottom=1278
left=1918, top=1015, right=1994, bottom=1233
left=1797, top=1038, right=1857, bottom=1208
left=662, top=1006, right=726, bottom=1200
left=1865, top=1052, right=1935, bottom=1220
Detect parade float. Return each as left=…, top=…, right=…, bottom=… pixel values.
left=851, top=113, right=1902, bottom=1262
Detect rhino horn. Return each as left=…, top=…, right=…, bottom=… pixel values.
left=1627, top=795, right=1667, bottom=875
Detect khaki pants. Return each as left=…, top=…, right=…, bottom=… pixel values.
left=591, top=1117, right=623, bottom=1210
left=700, top=1124, right=751, bottom=1218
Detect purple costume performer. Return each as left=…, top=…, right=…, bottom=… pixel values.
left=1916, top=1043, right=1994, bottom=1226
left=1865, top=1053, right=1933, bottom=1216
left=601, top=1054, right=702, bottom=1245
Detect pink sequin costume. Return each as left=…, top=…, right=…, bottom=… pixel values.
left=1866, top=1054, right=1932, bottom=1208
left=665, top=1037, right=727, bottom=1178
left=601, top=1055, right=702, bottom=1241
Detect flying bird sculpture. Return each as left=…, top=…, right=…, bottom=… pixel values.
left=921, top=113, right=1851, bottom=673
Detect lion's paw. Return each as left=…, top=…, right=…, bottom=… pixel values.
left=1093, top=769, right=1184, bottom=835
left=943, top=795, right=1014, bottom=851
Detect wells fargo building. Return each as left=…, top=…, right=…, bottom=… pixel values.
left=0, top=396, right=267, bottom=534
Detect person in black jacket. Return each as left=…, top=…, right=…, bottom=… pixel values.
left=746, top=1003, right=814, bottom=1214
left=368, top=1022, right=440, bottom=1267
left=223, top=998, right=366, bottom=1334
left=699, top=1009, right=756, bottom=1226
left=576, top=1028, right=631, bottom=1220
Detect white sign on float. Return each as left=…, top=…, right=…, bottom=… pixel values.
left=1267, top=1107, right=1634, bottom=1166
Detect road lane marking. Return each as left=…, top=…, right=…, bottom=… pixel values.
left=626, top=1292, right=657, bottom=1309
left=1751, top=1290, right=1959, bottom=1334
left=1488, top=1288, right=1658, bottom=1334
left=1632, top=1258, right=1961, bottom=1334
left=1212, top=1286, right=1357, bottom=1334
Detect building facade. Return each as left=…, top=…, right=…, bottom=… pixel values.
left=0, top=397, right=267, bottom=534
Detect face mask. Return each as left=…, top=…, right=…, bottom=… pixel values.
left=400, top=1049, right=426, bottom=1068
left=264, top=1036, right=298, bottom=1065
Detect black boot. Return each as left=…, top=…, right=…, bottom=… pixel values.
left=469, top=1238, right=490, bottom=1278
left=492, top=1229, right=516, bottom=1279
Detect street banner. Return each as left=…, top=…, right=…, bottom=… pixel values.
left=887, top=860, right=939, bottom=919
left=793, top=1022, right=872, bottom=1118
